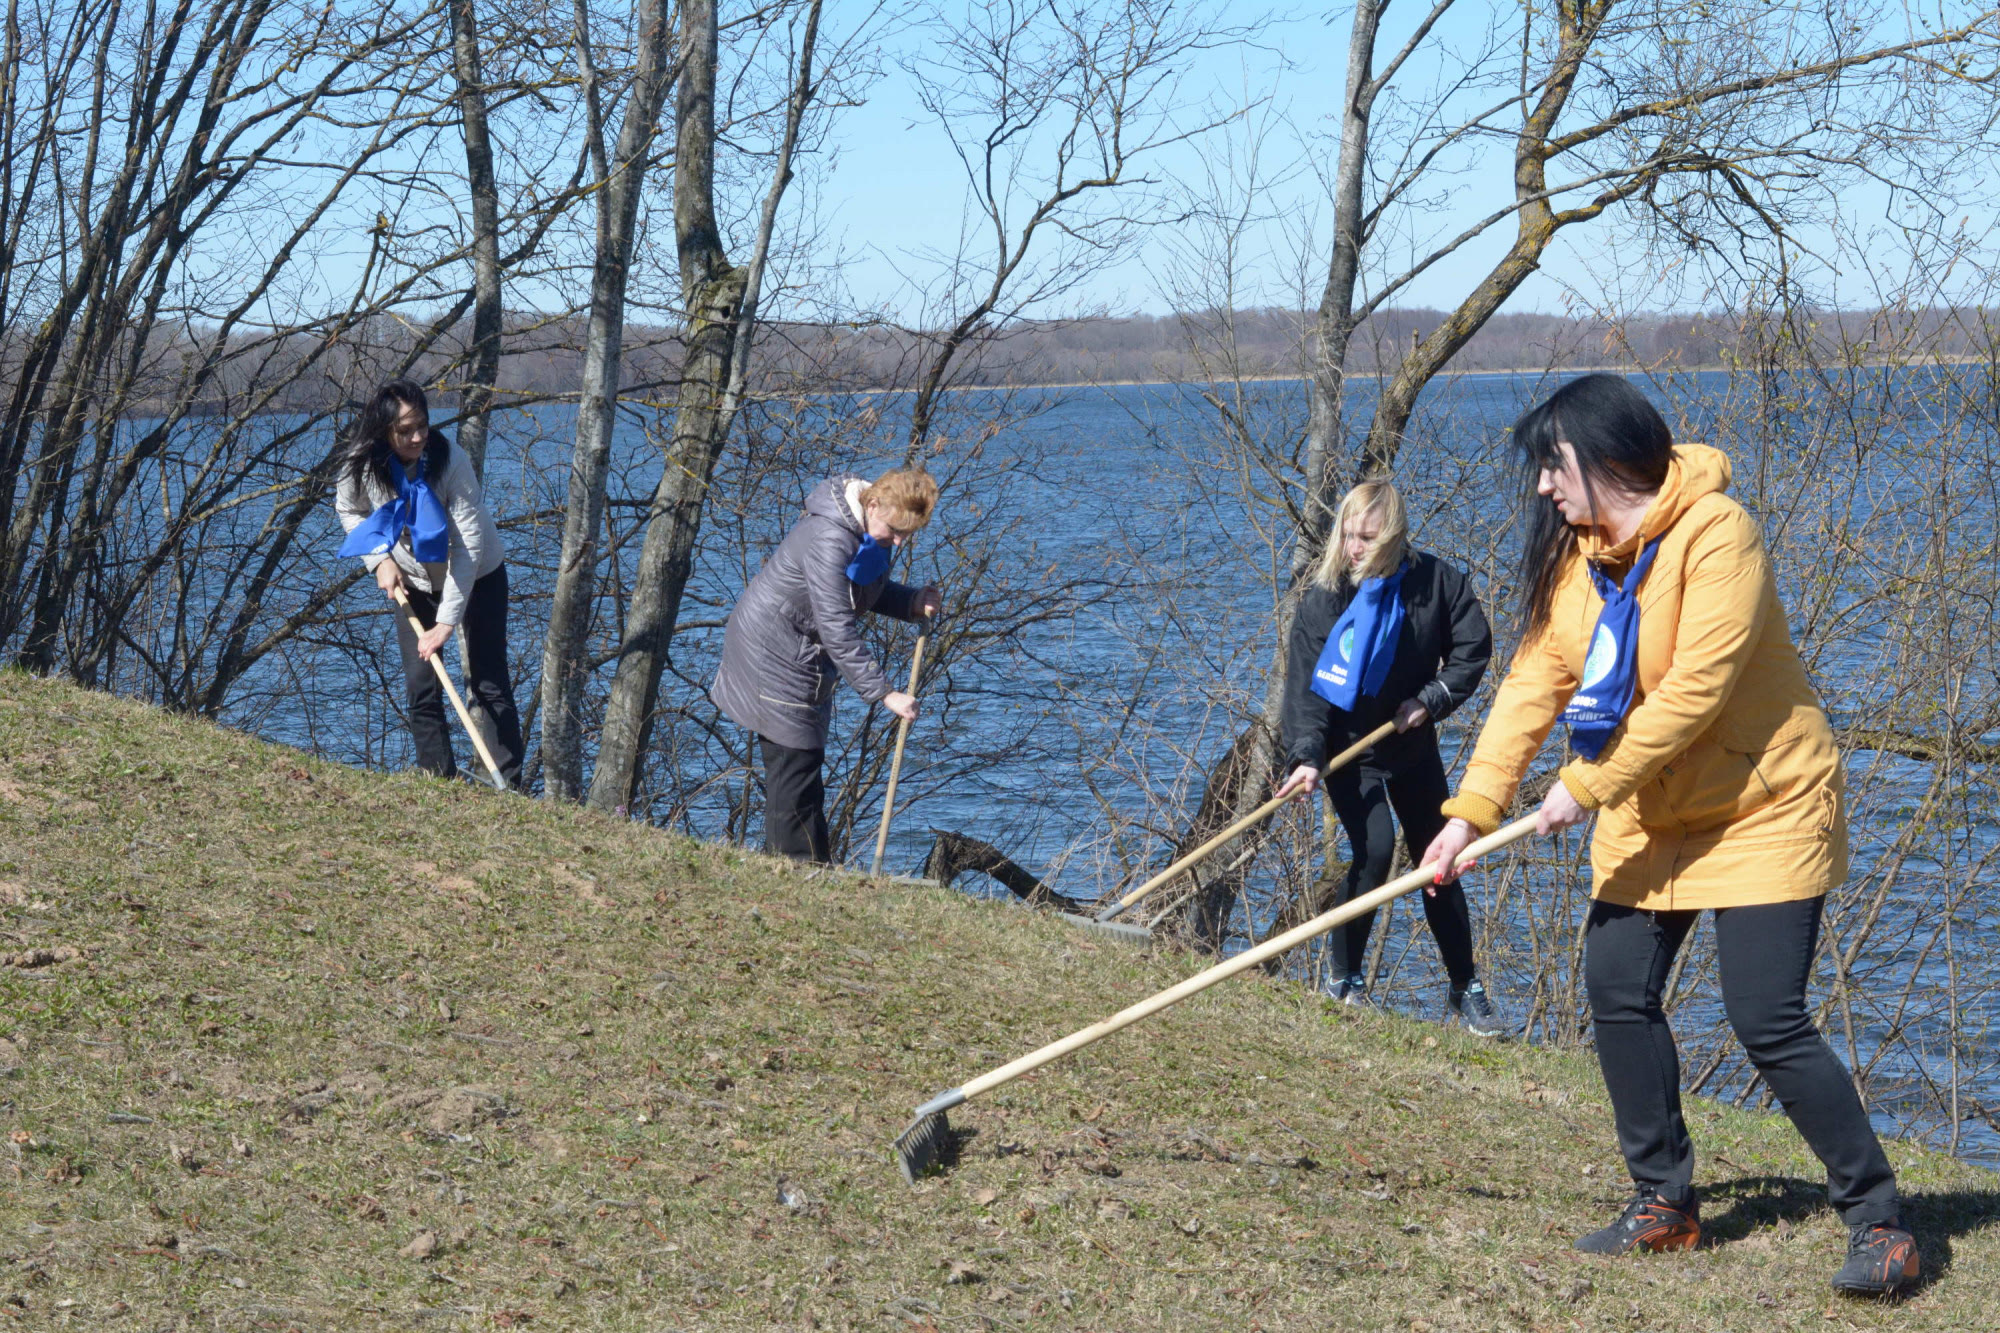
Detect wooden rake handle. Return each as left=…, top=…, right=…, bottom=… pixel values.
left=870, top=620, right=930, bottom=876
left=915, top=815, right=1539, bottom=1117
left=393, top=585, right=508, bottom=790
left=1098, top=718, right=1399, bottom=922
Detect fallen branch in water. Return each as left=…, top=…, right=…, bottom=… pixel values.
left=922, top=830, right=1089, bottom=914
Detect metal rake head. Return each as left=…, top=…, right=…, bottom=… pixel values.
left=892, top=1107, right=953, bottom=1184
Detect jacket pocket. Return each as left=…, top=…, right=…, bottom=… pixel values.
left=1655, top=725, right=1807, bottom=833
left=1711, top=701, right=1811, bottom=755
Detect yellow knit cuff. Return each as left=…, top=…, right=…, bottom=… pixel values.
left=1438, top=792, right=1505, bottom=837
left=1558, top=766, right=1603, bottom=811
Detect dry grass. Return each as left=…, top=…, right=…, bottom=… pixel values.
left=2, top=671, right=1997, bottom=1331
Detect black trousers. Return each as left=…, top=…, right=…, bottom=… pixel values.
left=1584, top=896, right=1900, bottom=1225
left=759, top=735, right=831, bottom=864
left=1322, top=741, right=1477, bottom=990
left=396, top=565, right=523, bottom=788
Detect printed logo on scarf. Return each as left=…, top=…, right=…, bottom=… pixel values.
left=1581, top=623, right=1618, bottom=690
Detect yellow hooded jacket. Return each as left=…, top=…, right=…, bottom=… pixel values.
left=1439, top=444, right=1846, bottom=910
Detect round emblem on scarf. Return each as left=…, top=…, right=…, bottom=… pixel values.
left=1581, top=623, right=1618, bottom=689
left=1338, top=625, right=1356, bottom=661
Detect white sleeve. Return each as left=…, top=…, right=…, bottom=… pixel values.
left=335, top=468, right=389, bottom=572
left=435, top=447, right=488, bottom=626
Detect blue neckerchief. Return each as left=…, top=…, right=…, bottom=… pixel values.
left=845, top=532, right=891, bottom=585
left=1309, top=561, right=1409, bottom=710
left=1562, top=537, right=1664, bottom=759
left=338, top=455, right=449, bottom=563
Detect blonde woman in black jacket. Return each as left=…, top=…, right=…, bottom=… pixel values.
left=1275, top=481, right=1498, bottom=1030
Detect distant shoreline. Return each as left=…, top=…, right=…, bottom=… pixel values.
left=137, top=355, right=1986, bottom=418
left=819, top=355, right=1990, bottom=397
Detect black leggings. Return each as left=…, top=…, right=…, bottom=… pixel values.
left=1322, top=743, right=1477, bottom=990
left=759, top=735, right=831, bottom=864
left=1585, top=896, right=1899, bottom=1225
left=397, top=565, right=523, bottom=787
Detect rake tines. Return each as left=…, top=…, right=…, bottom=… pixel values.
left=892, top=1089, right=965, bottom=1183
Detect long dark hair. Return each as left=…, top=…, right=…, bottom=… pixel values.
left=1512, top=373, right=1674, bottom=641
left=340, top=379, right=448, bottom=494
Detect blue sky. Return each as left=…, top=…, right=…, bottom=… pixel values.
left=802, top=1, right=1993, bottom=322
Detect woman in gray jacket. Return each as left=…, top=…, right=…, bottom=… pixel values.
left=711, top=468, right=942, bottom=862
left=335, top=379, right=522, bottom=787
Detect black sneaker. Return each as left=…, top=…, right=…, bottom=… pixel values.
left=1574, top=1187, right=1701, bottom=1255
left=1335, top=974, right=1369, bottom=1007
left=1448, top=980, right=1505, bottom=1037
left=1831, top=1220, right=1919, bottom=1295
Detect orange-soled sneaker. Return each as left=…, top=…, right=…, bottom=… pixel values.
left=1831, top=1221, right=1919, bottom=1296
left=1573, top=1188, right=1701, bottom=1255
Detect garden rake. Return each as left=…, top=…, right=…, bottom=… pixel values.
left=893, top=813, right=1539, bottom=1182
left=393, top=586, right=508, bottom=790
left=870, top=616, right=930, bottom=875
left=1096, top=719, right=1398, bottom=923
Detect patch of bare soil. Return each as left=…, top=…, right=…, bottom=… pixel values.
left=376, top=1086, right=512, bottom=1134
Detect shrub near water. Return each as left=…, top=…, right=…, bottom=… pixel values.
left=2, top=672, right=1998, bottom=1330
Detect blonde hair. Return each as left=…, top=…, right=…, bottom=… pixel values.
left=859, top=467, right=938, bottom=533
left=1313, top=481, right=1409, bottom=588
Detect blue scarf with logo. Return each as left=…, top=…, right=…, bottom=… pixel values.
left=845, top=532, right=891, bottom=585
left=1309, top=562, right=1408, bottom=710
left=338, top=455, right=449, bottom=564
left=1562, top=537, right=1663, bottom=759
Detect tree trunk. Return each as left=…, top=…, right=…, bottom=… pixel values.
left=537, top=0, right=678, bottom=800
left=1176, top=0, right=1391, bottom=944
left=12, top=406, right=88, bottom=670
left=586, top=0, right=822, bottom=814
left=584, top=0, right=727, bottom=813
left=1357, top=3, right=1599, bottom=473
left=448, top=0, right=501, bottom=479
left=1178, top=721, right=1270, bottom=945
left=582, top=275, right=739, bottom=812
left=1299, top=0, right=1386, bottom=569
left=1357, top=215, right=1555, bottom=473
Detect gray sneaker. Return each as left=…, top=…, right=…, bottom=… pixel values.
left=1449, top=980, right=1505, bottom=1037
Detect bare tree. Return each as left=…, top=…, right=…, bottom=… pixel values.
left=1288, top=2, right=1440, bottom=555
left=1355, top=1, right=2000, bottom=472
left=447, top=0, right=503, bottom=477
left=0, top=0, right=614, bottom=728
left=0, top=0, right=453, bottom=679
left=893, top=0, right=1253, bottom=458
left=537, top=0, right=682, bottom=800
left=586, top=0, right=834, bottom=813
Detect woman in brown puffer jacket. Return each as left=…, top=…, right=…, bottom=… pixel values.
left=1424, top=374, right=1916, bottom=1296
left=710, top=468, right=941, bottom=863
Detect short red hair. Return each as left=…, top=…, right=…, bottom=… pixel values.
left=860, top=467, right=938, bottom=532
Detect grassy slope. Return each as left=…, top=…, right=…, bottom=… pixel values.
left=1, top=673, right=1996, bottom=1332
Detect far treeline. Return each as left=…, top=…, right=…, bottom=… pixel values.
left=920, top=305, right=2000, bottom=385
left=88, top=306, right=2000, bottom=414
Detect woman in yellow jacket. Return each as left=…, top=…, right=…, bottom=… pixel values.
left=1423, top=374, right=1916, bottom=1296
